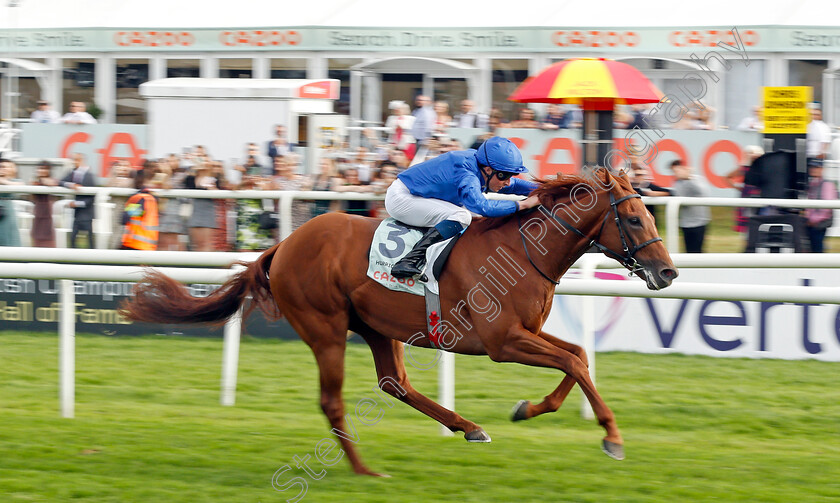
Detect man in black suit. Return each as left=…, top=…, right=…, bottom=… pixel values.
left=61, top=153, right=97, bottom=248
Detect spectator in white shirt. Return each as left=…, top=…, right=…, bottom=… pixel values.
left=737, top=106, right=763, bottom=132
left=30, top=100, right=60, bottom=123
left=384, top=101, right=416, bottom=154
left=410, top=95, right=436, bottom=146
left=61, top=101, right=97, bottom=125
left=806, top=107, right=832, bottom=161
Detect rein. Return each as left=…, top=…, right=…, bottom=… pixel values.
left=518, top=212, right=560, bottom=285
left=518, top=192, right=662, bottom=284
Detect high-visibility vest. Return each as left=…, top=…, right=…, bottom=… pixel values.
left=121, top=191, right=159, bottom=250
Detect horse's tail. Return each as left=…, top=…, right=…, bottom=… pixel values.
left=119, top=243, right=282, bottom=326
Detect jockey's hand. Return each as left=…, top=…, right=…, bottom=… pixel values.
left=518, top=195, right=541, bottom=211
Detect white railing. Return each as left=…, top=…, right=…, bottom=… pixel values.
left=0, top=247, right=259, bottom=266
left=644, top=196, right=840, bottom=252
left=3, top=249, right=840, bottom=421
left=565, top=253, right=840, bottom=419
left=3, top=184, right=839, bottom=252
left=0, top=250, right=252, bottom=418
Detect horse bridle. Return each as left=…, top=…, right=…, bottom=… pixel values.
left=518, top=192, right=662, bottom=285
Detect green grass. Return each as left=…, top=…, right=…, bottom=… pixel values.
left=1, top=332, right=839, bottom=502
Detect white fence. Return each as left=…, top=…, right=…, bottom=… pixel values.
left=0, top=250, right=249, bottom=418
left=4, top=184, right=840, bottom=252
left=3, top=249, right=840, bottom=422
left=644, top=196, right=840, bottom=251
left=564, top=253, right=840, bottom=418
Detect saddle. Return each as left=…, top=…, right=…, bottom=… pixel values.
left=367, top=218, right=461, bottom=349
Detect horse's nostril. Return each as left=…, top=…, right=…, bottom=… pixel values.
left=660, top=268, right=677, bottom=281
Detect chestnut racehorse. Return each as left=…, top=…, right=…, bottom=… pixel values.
left=120, top=168, right=677, bottom=476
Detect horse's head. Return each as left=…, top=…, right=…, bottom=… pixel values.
left=528, top=169, right=677, bottom=289
left=593, top=168, right=678, bottom=290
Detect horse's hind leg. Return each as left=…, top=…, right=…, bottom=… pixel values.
left=511, top=332, right=588, bottom=421
left=286, top=313, right=385, bottom=477
left=360, top=333, right=490, bottom=442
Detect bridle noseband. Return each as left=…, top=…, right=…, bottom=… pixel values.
left=518, top=191, right=662, bottom=285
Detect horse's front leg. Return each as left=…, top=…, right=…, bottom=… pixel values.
left=511, top=331, right=587, bottom=421
left=489, top=327, right=624, bottom=460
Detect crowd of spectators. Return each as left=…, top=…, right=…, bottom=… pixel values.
left=0, top=98, right=837, bottom=253
left=0, top=122, right=450, bottom=252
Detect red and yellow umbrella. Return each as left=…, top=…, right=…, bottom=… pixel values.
left=508, top=58, right=663, bottom=110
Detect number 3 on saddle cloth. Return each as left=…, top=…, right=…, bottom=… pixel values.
left=367, top=218, right=461, bottom=349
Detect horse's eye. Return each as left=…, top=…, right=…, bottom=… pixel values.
left=628, top=216, right=642, bottom=226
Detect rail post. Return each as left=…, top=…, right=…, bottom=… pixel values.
left=439, top=351, right=455, bottom=436
left=220, top=306, right=243, bottom=406
left=665, top=198, right=681, bottom=253
left=279, top=193, right=294, bottom=241
left=58, top=279, right=75, bottom=419
left=579, top=255, right=598, bottom=420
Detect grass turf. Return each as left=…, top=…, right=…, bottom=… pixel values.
left=1, top=331, right=838, bottom=502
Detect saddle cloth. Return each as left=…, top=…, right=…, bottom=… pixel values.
left=367, top=218, right=458, bottom=296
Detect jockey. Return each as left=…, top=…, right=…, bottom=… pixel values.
left=385, top=136, right=541, bottom=279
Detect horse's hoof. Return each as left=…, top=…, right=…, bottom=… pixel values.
left=511, top=400, right=531, bottom=421
left=601, top=439, right=625, bottom=461
left=465, top=428, right=492, bottom=443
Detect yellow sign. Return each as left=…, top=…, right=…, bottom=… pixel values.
left=762, top=86, right=812, bottom=134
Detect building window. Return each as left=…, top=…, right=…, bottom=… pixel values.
left=788, top=60, right=828, bottom=105
left=328, top=58, right=362, bottom=116
left=115, top=59, right=149, bottom=124
left=491, top=59, right=529, bottom=122
left=167, top=59, right=200, bottom=78
left=434, top=58, right=473, bottom=120
left=270, top=58, right=307, bottom=79
left=381, top=73, right=422, bottom=122
left=0, top=58, right=44, bottom=119
left=219, top=58, right=253, bottom=79
left=619, top=58, right=723, bottom=129
left=724, top=60, right=764, bottom=129
left=62, top=58, right=97, bottom=118
left=434, top=78, right=468, bottom=122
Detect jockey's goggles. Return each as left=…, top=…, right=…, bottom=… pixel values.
left=494, top=171, right=514, bottom=181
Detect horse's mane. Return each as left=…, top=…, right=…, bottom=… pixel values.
left=470, top=174, right=599, bottom=233
left=531, top=174, right=595, bottom=201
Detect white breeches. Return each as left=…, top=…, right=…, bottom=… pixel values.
left=384, top=179, right=472, bottom=228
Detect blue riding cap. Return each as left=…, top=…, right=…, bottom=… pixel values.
left=476, top=136, right=529, bottom=174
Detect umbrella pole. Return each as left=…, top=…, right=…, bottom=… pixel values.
left=581, top=109, right=614, bottom=171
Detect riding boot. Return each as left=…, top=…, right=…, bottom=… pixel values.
left=391, top=228, right=445, bottom=279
